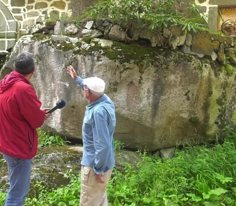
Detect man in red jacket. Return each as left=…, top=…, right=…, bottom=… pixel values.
left=0, top=52, right=50, bottom=206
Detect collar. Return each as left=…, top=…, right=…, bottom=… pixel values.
left=86, top=94, right=106, bottom=110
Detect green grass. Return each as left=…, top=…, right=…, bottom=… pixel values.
left=2, top=127, right=236, bottom=205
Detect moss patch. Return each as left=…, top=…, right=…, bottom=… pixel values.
left=207, top=85, right=222, bottom=137
left=75, top=41, right=82, bottom=47
left=82, top=37, right=94, bottom=44
left=74, top=38, right=195, bottom=69
left=231, top=110, right=236, bottom=124
left=30, top=35, right=201, bottom=71
left=189, top=116, right=200, bottom=126
left=56, top=42, right=76, bottom=51
left=32, top=34, right=49, bottom=41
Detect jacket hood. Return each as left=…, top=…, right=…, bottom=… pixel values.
left=0, top=71, right=29, bottom=94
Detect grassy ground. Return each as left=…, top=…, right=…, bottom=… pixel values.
left=1, top=128, right=236, bottom=205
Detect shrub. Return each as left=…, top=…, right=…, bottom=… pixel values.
left=37, top=129, right=68, bottom=147
left=79, top=0, right=208, bottom=32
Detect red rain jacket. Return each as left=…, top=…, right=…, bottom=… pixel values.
left=0, top=71, right=45, bottom=159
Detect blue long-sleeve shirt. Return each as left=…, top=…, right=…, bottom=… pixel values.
left=76, top=77, right=116, bottom=174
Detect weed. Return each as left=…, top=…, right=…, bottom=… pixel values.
left=114, top=140, right=124, bottom=151
left=38, top=129, right=68, bottom=147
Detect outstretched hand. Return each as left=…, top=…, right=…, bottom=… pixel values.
left=67, top=65, right=78, bottom=80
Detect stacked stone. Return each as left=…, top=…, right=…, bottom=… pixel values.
left=0, top=0, right=236, bottom=52
left=0, top=0, right=72, bottom=52
left=0, top=1, right=17, bottom=51
left=7, top=0, right=71, bottom=30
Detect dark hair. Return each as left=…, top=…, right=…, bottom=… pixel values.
left=15, top=52, right=35, bottom=75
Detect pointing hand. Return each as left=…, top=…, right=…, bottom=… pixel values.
left=67, top=65, right=78, bottom=80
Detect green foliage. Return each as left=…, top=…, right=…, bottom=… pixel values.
left=80, top=0, right=208, bottom=32
left=220, top=63, right=235, bottom=76
left=3, top=127, right=236, bottom=205
left=45, top=14, right=70, bottom=26
left=0, top=192, right=6, bottom=206
left=226, top=64, right=234, bottom=76
left=108, top=139, right=236, bottom=205
left=114, top=140, right=124, bottom=151
left=222, top=126, right=236, bottom=145
left=23, top=173, right=81, bottom=206
left=45, top=17, right=59, bottom=26
left=37, top=129, right=68, bottom=147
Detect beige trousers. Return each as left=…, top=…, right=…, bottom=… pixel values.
left=80, top=166, right=113, bottom=206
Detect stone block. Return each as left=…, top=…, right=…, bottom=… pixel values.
left=27, top=6, right=33, bottom=10
left=20, top=29, right=27, bottom=35
left=23, top=19, right=35, bottom=27
left=11, top=0, right=25, bottom=7
left=1, top=6, right=14, bottom=20
left=0, top=41, right=6, bottom=50
left=35, top=2, right=48, bottom=10
left=7, top=40, right=16, bottom=50
left=51, top=35, right=68, bottom=41
left=191, top=31, right=215, bottom=55
left=12, top=8, right=21, bottom=14
left=197, top=0, right=207, bottom=3
left=160, top=148, right=176, bottom=160
left=0, top=14, right=7, bottom=31
left=50, top=1, right=66, bottom=10
left=2, top=0, right=8, bottom=5
left=209, top=0, right=236, bottom=5
left=27, top=11, right=40, bottom=18
left=6, top=32, right=17, bottom=38
left=14, top=15, right=23, bottom=21
left=8, top=21, right=17, bottom=31
left=85, top=21, right=94, bottom=30
left=208, top=7, right=218, bottom=31
left=0, top=32, right=6, bottom=38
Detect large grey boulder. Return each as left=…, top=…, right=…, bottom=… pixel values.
left=1, top=35, right=236, bottom=152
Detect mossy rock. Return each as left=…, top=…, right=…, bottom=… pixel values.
left=0, top=146, right=82, bottom=198
left=32, top=33, right=49, bottom=41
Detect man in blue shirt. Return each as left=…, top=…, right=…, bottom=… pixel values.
left=67, top=65, right=116, bottom=206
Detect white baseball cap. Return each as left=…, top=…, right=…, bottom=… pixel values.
left=83, top=77, right=105, bottom=93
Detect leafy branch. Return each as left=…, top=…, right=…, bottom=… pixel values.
left=79, top=0, right=208, bottom=32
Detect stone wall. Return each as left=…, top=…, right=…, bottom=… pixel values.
left=195, top=0, right=236, bottom=31
left=0, top=1, right=17, bottom=51
left=0, top=0, right=72, bottom=51
left=1, top=0, right=236, bottom=52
